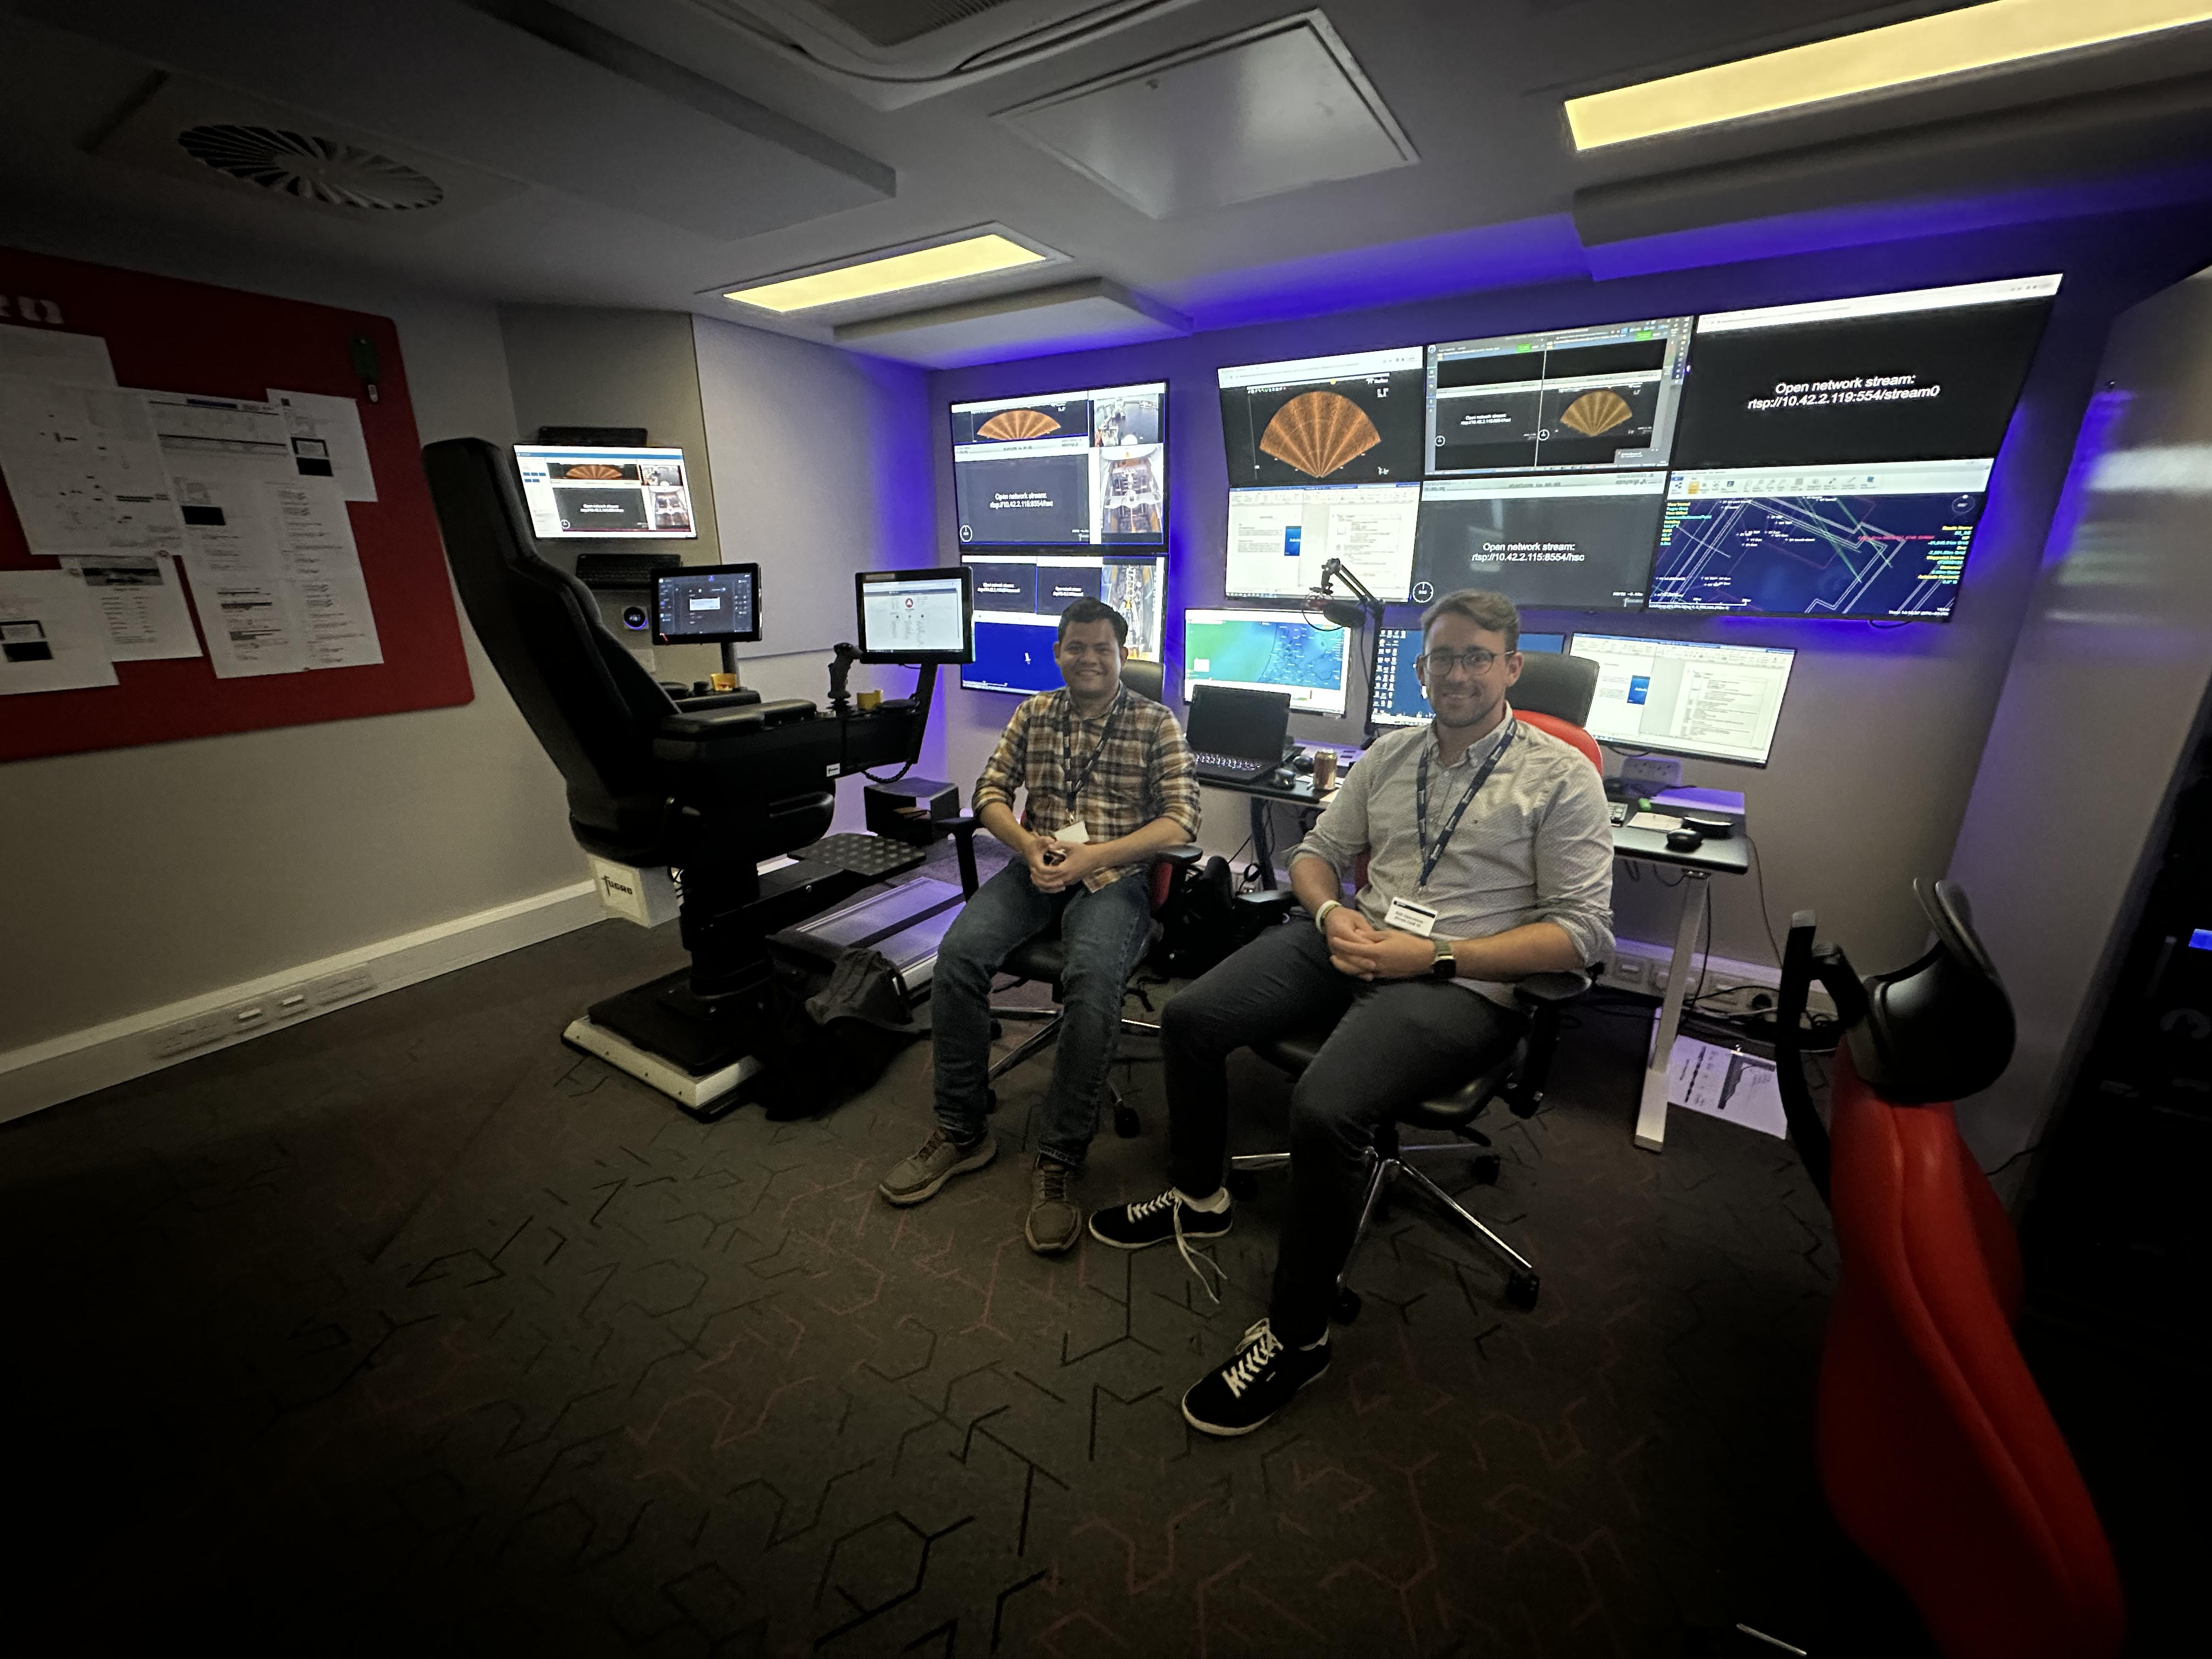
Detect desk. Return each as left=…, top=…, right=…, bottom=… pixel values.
left=1195, top=769, right=1329, bottom=888
left=1611, top=827, right=1751, bottom=1155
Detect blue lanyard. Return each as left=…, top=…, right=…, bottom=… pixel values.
left=1060, top=687, right=1124, bottom=814
left=1415, top=723, right=1515, bottom=889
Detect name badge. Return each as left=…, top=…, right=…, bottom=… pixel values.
left=1384, top=896, right=1438, bottom=937
left=1054, top=819, right=1090, bottom=845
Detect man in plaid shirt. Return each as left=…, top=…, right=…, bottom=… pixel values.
left=877, top=598, right=1199, bottom=1253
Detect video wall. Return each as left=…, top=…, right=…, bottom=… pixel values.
left=1217, top=274, right=2057, bottom=620
left=950, top=381, right=1165, bottom=548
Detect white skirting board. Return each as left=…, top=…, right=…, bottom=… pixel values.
left=0, top=881, right=603, bottom=1125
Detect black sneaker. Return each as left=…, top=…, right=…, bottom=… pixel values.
left=1087, top=1187, right=1233, bottom=1250
left=1181, top=1318, right=1329, bottom=1437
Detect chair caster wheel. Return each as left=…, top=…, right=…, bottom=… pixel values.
left=1113, top=1104, right=1141, bottom=1139
left=1505, top=1271, right=1540, bottom=1310
left=1226, top=1172, right=1259, bottom=1203
left=986, top=1088, right=998, bottom=1113
left=1472, top=1154, right=1501, bottom=1186
left=990, top=1019, right=1002, bottom=1040
left=1330, top=1287, right=1362, bottom=1324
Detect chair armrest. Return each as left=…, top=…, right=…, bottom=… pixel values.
left=1240, top=890, right=1299, bottom=921
left=671, top=689, right=763, bottom=713
left=1156, top=844, right=1205, bottom=867
left=941, top=812, right=982, bottom=896
left=1513, top=969, right=1592, bottom=1006
left=1504, top=966, right=1594, bottom=1119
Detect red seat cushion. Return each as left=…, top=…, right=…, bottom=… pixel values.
left=1818, top=1050, right=2123, bottom=1659
left=1515, top=710, right=1601, bottom=772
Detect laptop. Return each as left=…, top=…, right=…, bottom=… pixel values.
left=1186, top=685, right=1293, bottom=783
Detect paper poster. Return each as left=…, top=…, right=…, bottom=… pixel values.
left=145, top=391, right=295, bottom=577
left=268, top=388, right=377, bottom=501
left=0, top=381, right=185, bottom=558
left=0, top=569, right=119, bottom=694
left=0, top=325, right=116, bottom=389
left=1651, top=1016, right=1791, bottom=1140
left=58, top=553, right=202, bottom=662
left=198, top=579, right=309, bottom=679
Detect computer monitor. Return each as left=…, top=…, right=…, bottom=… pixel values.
left=1409, top=471, right=1664, bottom=610
left=950, top=381, right=1166, bottom=546
left=1425, top=315, right=1693, bottom=477
left=961, top=552, right=1166, bottom=696
left=1647, top=460, right=1990, bottom=619
left=1223, top=483, right=1422, bottom=601
left=1217, top=348, right=1426, bottom=486
left=651, top=563, right=760, bottom=646
left=1369, top=627, right=1565, bottom=729
left=512, top=443, right=698, bottom=538
left=1671, top=275, right=2060, bottom=471
left=856, top=567, right=974, bottom=664
left=1568, top=633, right=1796, bottom=766
left=1182, top=607, right=1352, bottom=716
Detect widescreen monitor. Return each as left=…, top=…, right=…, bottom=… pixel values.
left=1223, top=482, right=1421, bottom=601
left=514, top=444, right=698, bottom=538
left=1671, top=274, right=2060, bottom=471
left=950, top=381, right=1166, bottom=546
left=1409, top=471, right=1663, bottom=610
left=961, top=552, right=1166, bottom=696
left=1370, top=629, right=1565, bottom=729
left=1182, top=608, right=1351, bottom=716
left=1568, top=633, right=1796, bottom=766
left=651, top=563, right=759, bottom=645
left=1425, top=316, right=1692, bottom=477
left=1648, top=460, right=1989, bottom=619
left=856, top=567, right=973, bottom=663
left=1217, top=348, right=1426, bottom=486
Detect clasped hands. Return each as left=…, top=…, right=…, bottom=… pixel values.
left=1323, top=906, right=1439, bottom=981
left=1025, top=833, right=1101, bottom=893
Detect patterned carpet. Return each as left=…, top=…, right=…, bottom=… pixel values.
left=7, top=879, right=1920, bottom=1656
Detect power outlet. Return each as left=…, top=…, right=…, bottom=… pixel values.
left=149, top=1011, right=229, bottom=1058
left=1609, top=957, right=1647, bottom=990
left=307, top=966, right=375, bottom=1007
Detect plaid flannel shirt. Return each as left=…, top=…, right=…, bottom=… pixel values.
left=972, top=684, right=1200, bottom=891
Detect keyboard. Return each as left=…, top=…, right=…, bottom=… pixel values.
left=1192, top=753, right=1273, bottom=783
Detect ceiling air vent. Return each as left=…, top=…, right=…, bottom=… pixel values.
left=175, top=126, right=446, bottom=212
left=692, top=0, right=1206, bottom=108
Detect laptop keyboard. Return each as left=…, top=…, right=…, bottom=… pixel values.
left=1192, top=752, right=1272, bottom=782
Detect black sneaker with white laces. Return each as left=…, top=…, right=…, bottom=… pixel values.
left=1181, top=1318, right=1329, bottom=1437
left=1087, top=1187, right=1233, bottom=1251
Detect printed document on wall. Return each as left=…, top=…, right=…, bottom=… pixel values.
left=199, top=579, right=309, bottom=678
left=145, top=392, right=294, bottom=577
left=0, top=325, right=116, bottom=389
left=0, top=568, right=119, bottom=694
left=268, top=389, right=377, bottom=501
left=0, top=381, right=185, bottom=559
left=58, top=552, right=202, bottom=661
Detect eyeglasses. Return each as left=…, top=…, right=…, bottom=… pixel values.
left=1419, top=647, right=1506, bottom=676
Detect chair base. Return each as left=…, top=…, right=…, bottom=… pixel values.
left=985, top=1002, right=1158, bottom=1139
left=1228, top=1138, right=1541, bottom=1314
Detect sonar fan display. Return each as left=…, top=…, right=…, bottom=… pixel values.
left=1261, top=391, right=1384, bottom=479
left=977, top=408, right=1062, bottom=441
left=1560, top=388, right=1635, bottom=437
left=559, top=462, right=625, bottom=479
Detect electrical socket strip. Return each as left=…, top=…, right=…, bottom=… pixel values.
left=1601, top=936, right=1835, bottom=1018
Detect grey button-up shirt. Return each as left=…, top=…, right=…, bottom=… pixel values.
left=1288, top=710, right=1616, bottom=1008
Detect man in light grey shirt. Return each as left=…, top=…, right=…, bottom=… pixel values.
left=1088, top=589, right=1614, bottom=1437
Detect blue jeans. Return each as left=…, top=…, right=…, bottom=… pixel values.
left=932, top=861, right=1154, bottom=1169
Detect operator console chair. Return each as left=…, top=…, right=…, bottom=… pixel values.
left=421, top=437, right=944, bottom=1119
left=1224, top=651, right=1606, bottom=1317
left=985, top=658, right=1201, bottom=1141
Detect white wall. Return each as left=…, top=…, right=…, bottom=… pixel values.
left=0, top=231, right=585, bottom=1057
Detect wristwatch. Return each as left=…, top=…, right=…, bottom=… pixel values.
left=1313, top=899, right=1342, bottom=936
left=1430, top=938, right=1458, bottom=980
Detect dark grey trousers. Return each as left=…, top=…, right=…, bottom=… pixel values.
left=1163, top=923, right=1526, bottom=1344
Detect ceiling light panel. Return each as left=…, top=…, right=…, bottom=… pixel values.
left=723, top=232, right=1053, bottom=312
left=1566, top=0, right=2212, bottom=150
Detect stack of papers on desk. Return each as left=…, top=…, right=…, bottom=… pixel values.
left=1649, top=1013, right=1788, bottom=1139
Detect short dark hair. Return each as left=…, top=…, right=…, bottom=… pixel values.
left=1057, top=597, right=1129, bottom=645
left=1420, top=589, right=1520, bottom=653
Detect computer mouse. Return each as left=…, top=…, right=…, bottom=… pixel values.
left=1292, top=753, right=1314, bottom=774
left=1666, top=827, right=1705, bottom=853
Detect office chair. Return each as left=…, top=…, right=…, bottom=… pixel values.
left=986, top=657, right=1200, bottom=1141
left=1223, top=664, right=1607, bottom=1316
left=1774, top=884, right=2124, bottom=1659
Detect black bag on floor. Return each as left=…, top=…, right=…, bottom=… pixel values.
left=1153, top=854, right=1277, bottom=979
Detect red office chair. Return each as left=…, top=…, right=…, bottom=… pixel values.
left=1227, top=651, right=1606, bottom=1316
left=1774, top=882, right=2124, bottom=1659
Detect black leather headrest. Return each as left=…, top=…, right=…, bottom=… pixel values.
left=1121, top=656, right=1165, bottom=703
left=1847, top=879, right=2016, bottom=1104
left=1511, top=651, right=1598, bottom=726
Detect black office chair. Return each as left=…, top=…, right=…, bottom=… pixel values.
left=1221, top=659, right=1606, bottom=1316
left=985, top=657, right=1200, bottom=1141
left=421, top=437, right=937, bottom=1114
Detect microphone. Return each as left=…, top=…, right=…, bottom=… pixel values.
left=1308, top=558, right=1369, bottom=630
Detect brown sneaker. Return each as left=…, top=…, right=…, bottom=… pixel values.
left=878, top=1126, right=996, bottom=1206
left=1024, top=1157, right=1081, bottom=1255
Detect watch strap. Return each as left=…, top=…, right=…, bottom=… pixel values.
left=1314, top=899, right=1342, bottom=935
